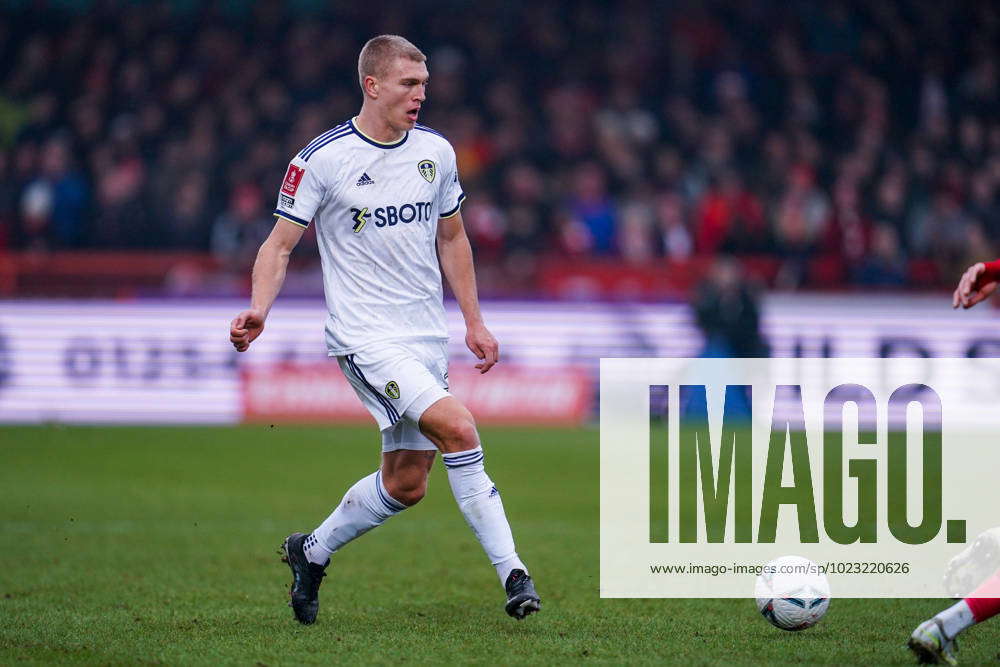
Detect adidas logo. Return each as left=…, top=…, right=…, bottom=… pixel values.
left=356, top=172, right=375, bottom=186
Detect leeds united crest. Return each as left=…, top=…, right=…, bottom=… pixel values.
left=418, top=160, right=436, bottom=183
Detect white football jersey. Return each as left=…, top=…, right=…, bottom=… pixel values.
left=274, top=117, right=466, bottom=355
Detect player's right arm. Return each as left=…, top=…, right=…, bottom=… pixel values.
left=953, top=260, right=1000, bottom=310
left=231, top=155, right=326, bottom=351
left=230, top=219, right=306, bottom=352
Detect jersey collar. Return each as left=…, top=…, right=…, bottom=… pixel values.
left=349, top=117, right=409, bottom=149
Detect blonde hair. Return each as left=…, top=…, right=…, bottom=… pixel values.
left=358, top=35, right=426, bottom=89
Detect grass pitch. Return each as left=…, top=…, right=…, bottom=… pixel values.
left=1, top=424, right=997, bottom=664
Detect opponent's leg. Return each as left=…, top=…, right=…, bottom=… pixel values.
left=418, top=396, right=540, bottom=619
left=908, top=571, right=1000, bottom=663
left=283, top=449, right=430, bottom=624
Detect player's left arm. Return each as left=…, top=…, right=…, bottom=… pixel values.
left=437, top=211, right=499, bottom=374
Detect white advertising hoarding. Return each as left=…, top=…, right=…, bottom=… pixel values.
left=0, top=295, right=997, bottom=424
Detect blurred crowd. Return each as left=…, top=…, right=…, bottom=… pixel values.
left=1, top=0, right=999, bottom=289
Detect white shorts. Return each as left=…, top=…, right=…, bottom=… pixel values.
left=336, top=339, right=451, bottom=453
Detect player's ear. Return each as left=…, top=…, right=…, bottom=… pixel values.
left=364, top=75, right=379, bottom=99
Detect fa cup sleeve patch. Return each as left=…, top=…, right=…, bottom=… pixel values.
left=281, top=164, right=305, bottom=195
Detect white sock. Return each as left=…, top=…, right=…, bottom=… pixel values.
left=305, top=470, right=407, bottom=565
left=442, top=446, right=527, bottom=586
left=935, top=600, right=975, bottom=639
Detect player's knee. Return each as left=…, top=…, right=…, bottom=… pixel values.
left=388, top=478, right=427, bottom=506
left=440, top=416, right=479, bottom=452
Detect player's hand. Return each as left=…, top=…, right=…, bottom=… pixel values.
left=230, top=308, right=266, bottom=352
left=465, top=320, right=499, bottom=374
left=952, top=262, right=998, bottom=309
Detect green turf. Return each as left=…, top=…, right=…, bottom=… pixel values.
left=0, top=425, right=996, bottom=664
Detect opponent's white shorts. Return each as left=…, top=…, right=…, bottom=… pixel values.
left=336, top=339, right=450, bottom=453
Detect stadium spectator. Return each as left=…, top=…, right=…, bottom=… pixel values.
left=654, top=191, right=694, bottom=260
left=692, top=257, right=769, bottom=358
left=693, top=170, right=767, bottom=255
left=210, top=182, right=272, bottom=272
left=90, top=119, right=149, bottom=248
left=855, top=223, right=907, bottom=287
left=25, top=136, right=89, bottom=249
left=565, top=162, right=616, bottom=255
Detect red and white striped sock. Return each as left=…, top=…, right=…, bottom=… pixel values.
left=936, top=571, right=1000, bottom=639
left=966, top=572, right=1000, bottom=625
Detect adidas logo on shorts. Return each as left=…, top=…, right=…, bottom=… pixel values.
left=356, top=172, right=375, bottom=186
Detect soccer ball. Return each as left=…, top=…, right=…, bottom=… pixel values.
left=754, top=555, right=830, bottom=631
